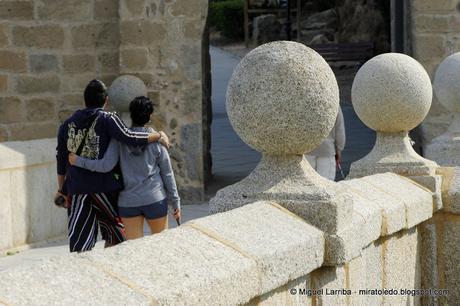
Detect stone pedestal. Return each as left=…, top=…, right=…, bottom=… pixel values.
left=209, top=41, right=359, bottom=264
left=348, top=53, right=441, bottom=209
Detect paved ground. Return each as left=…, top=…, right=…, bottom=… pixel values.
left=0, top=46, right=375, bottom=270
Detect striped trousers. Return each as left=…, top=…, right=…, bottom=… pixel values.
left=68, top=192, right=126, bottom=252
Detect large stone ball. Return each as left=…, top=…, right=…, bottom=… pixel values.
left=108, top=75, right=147, bottom=112
left=352, top=53, right=432, bottom=133
left=434, top=52, right=460, bottom=113
left=226, top=41, right=339, bottom=155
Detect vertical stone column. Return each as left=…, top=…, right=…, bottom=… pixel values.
left=117, top=0, right=208, bottom=202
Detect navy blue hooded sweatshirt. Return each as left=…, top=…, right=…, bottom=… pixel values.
left=56, top=107, right=149, bottom=195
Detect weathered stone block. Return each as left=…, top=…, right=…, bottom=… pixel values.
left=29, top=54, right=59, bottom=73
left=59, top=93, right=84, bottom=109
left=0, top=24, right=8, bottom=46
left=189, top=201, right=324, bottom=293
left=0, top=1, right=34, bottom=20
left=0, top=256, right=151, bottom=305
left=121, top=0, right=146, bottom=16
left=0, top=75, right=7, bottom=92
left=180, top=123, right=203, bottom=181
left=441, top=218, right=460, bottom=304
left=81, top=227, right=260, bottom=306
left=0, top=97, right=23, bottom=123
left=414, top=14, right=450, bottom=33
left=324, top=211, right=366, bottom=265
left=361, top=242, right=383, bottom=305
left=413, top=34, right=447, bottom=61
left=0, top=171, right=12, bottom=250
left=26, top=98, right=56, bottom=122
left=184, top=19, right=204, bottom=39
left=147, top=91, right=160, bottom=106
left=15, top=75, right=60, bottom=94
left=413, top=0, right=457, bottom=11
left=0, top=125, right=8, bottom=142
left=63, top=54, right=96, bottom=73
left=0, top=50, right=26, bottom=72
left=37, top=0, right=92, bottom=20
left=120, top=48, right=149, bottom=71
left=98, top=52, right=119, bottom=73
left=94, top=0, right=119, bottom=20
left=339, top=179, right=382, bottom=242
left=58, top=109, right=77, bottom=123
left=120, top=20, right=166, bottom=45
left=8, top=122, right=57, bottom=140
left=382, top=228, right=421, bottom=305
left=250, top=275, right=312, bottom=306
left=310, top=265, right=347, bottom=305
left=419, top=221, right=440, bottom=306
left=170, top=0, right=204, bottom=17
left=439, top=167, right=460, bottom=214
left=71, top=23, right=119, bottom=49
left=364, top=174, right=433, bottom=228
left=181, top=44, right=201, bottom=80
left=13, top=25, right=65, bottom=49
left=343, top=176, right=405, bottom=235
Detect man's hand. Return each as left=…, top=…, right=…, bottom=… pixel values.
left=68, top=153, right=78, bottom=166
left=158, top=131, right=170, bottom=149
left=54, top=190, right=70, bottom=209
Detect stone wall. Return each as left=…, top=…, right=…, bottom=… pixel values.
left=0, top=138, right=67, bottom=252
left=0, top=174, right=442, bottom=305
left=419, top=167, right=460, bottom=305
left=410, top=0, right=460, bottom=141
left=0, top=0, right=120, bottom=142
left=0, top=0, right=209, bottom=201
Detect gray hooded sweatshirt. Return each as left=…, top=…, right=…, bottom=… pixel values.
left=74, top=127, right=180, bottom=210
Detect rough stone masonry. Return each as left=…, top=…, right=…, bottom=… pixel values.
left=0, top=0, right=208, bottom=201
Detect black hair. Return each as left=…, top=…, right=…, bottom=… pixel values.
left=129, top=96, right=154, bottom=126
left=84, top=79, right=108, bottom=108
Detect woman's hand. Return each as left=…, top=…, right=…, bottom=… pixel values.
left=68, top=153, right=78, bottom=166
left=173, top=208, right=181, bottom=220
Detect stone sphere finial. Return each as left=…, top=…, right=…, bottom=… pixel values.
left=226, top=41, right=339, bottom=155
left=108, top=75, right=147, bottom=112
left=426, top=52, right=460, bottom=166
left=433, top=52, right=460, bottom=113
left=352, top=53, right=432, bottom=133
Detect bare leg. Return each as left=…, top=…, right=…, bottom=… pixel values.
left=121, top=216, right=145, bottom=240
left=146, top=216, right=168, bottom=235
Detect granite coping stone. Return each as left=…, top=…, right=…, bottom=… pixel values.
left=0, top=138, right=56, bottom=170
left=342, top=175, right=406, bottom=235
left=80, top=226, right=259, bottom=306
left=188, top=201, right=324, bottom=294
left=363, top=173, right=433, bottom=228
left=0, top=255, right=151, bottom=306
left=439, top=166, right=460, bottom=214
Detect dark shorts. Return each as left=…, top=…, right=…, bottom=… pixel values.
left=118, top=198, right=168, bottom=219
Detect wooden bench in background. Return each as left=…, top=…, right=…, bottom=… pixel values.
left=310, top=42, right=374, bottom=66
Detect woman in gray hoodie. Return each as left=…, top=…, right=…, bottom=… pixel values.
left=69, top=96, right=180, bottom=240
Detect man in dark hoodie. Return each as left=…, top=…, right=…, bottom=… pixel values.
left=55, top=79, right=168, bottom=252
